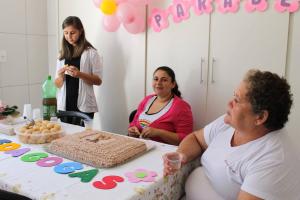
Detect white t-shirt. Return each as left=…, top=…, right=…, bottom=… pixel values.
left=201, top=115, right=300, bottom=200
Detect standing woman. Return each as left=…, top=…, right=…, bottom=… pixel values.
left=55, top=16, right=102, bottom=119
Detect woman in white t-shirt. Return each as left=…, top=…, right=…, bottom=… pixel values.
left=163, top=69, right=300, bottom=200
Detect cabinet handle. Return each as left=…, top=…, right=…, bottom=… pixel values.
left=200, top=58, right=204, bottom=83
left=211, top=58, right=216, bottom=83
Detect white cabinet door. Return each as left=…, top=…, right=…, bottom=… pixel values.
left=286, top=12, right=300, bottom=147
left=205, top=8, right=289, bottom=124
left=147, top=2, right=210, bottom=129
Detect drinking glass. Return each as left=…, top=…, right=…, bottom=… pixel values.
left=32, top=108, right=41, bottom=120
left=83, top=119, right=93, bottom=130
left=166, top=152, right=182, bottom=170
left=23, top=104, right=32, bottom=120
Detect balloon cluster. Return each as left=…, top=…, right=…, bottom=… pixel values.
left=93, top=0, right=150, bottom=34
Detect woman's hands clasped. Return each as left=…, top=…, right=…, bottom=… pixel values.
left=58, top=65, right=80, bottom=78
left=128, top=126, right=160, bottom=139
left=128, top=126, right=140, bottom=137
left=57, top=65, right=68, bottom=77
left=66, top=65, right=80, bottom=78
left=140, top=127, right=159, bottom=138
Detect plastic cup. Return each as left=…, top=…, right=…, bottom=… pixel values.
left=166, top=152, right=181, bottom=170
left=83, top=119, right=93, bottom=130
left=50, top=116, right=58, bottom=122
left=32, top=108, right=41, bottom=120
left=23, top=104, right=32, bottom=120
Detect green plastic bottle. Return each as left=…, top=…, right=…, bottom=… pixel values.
left=42, top=75, right=57, bottom=120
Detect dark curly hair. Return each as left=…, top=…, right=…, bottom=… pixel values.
left=244, top=69, right=293, bottom=131
left=154, top=66, right=182, bottom=98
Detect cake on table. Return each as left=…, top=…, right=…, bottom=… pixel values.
left=46, top=130, right=147, bottom=168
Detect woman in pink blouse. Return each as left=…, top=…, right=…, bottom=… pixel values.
left=128, top=66, right=193, bottom=145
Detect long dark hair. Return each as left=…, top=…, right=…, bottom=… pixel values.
left=154, top=66, right=182, bottom=98
left=59, top=16, right=95, bottom=60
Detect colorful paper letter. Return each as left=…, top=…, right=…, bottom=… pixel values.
left=69, top=169, right=99, bottom=183
left=93, top=175, right=124, bottom=190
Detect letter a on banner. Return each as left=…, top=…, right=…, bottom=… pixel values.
left=169, top=0, right=190, bottom=23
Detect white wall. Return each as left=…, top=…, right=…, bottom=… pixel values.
left=0, top=0, right=49, bottom=112
left=57, top=0, right=145, bottom=134
left=286, top=11, right=300, bottom=147
left=47, top=0, right=59, bottom=79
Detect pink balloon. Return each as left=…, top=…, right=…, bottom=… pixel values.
left=123, top=16, right=145, bottom=34
left=117, top=2, right=136, bottom=23
left=93, top=0, right=102, bottom=7
left=128, top=0, right=148, bottom=5
left=116, top=0, right=127, bottom=4
left=103, top=15, right=121, bottom=32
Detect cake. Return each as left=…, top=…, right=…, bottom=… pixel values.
left=46, top=130, right=147, bottom=168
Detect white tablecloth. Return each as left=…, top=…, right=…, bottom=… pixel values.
left=0, top=122, right=199, bottom=200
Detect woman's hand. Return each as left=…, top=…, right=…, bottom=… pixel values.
left=57, top=65, right=68, bottom=77
left=128, top=126, right=140, bottom=137
left=140, top=127, right=159, bottom=138
left=55, top=65, right=68, bottom=88
left=66, top=66, right=80, bottom=78
left=163, top=152, right=187, bottom=176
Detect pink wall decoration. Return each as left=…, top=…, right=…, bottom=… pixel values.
left=117, top=2, right=136, bottom=23
left=93, top=0, right=102, bottom=7
left=274, top=0, right=299, bottom=13
left=93, top=0, right=300, bottom=34
left=168, top=0, right=191, bottom=23
left=94, top=0, right=148, bottom=34
left=128, top=0, right=149, bottom=5
left=216, top=0, right=241, bottom=13
left=124, top=16, right=145, bottom=34
left=245, top=0, right=268, bottom=12
left=191, top=0, right=214, bottom=15
left=149, top=8, right=170, bottom=32
left=103, top=15, right=121, bottom=32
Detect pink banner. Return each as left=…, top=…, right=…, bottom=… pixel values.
left=93, top=0, right=300, bottom=33
left=149, top=0, right=300, bottom=32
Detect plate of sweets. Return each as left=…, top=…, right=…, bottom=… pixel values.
left=17, top=120, right=63, bottom=144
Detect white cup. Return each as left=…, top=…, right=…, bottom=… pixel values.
left=32, top=108, right=41, bottom=120
left=166, top=152, right=182, bottom=170
left=50, top=116, right=58, bottom=122
left=23, top=104, right=32, bottom=120
left=83, top=119, right=93, bottom=130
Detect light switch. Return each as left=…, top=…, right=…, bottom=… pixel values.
left=0, top=50, right=7, bottom=63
